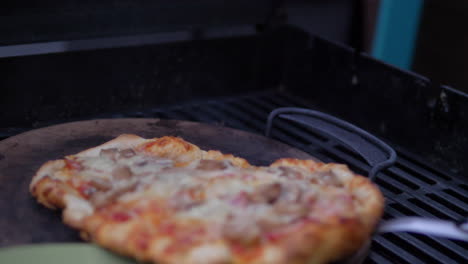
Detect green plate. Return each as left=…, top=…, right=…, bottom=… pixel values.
left=0, top=243, right=136, bottom=264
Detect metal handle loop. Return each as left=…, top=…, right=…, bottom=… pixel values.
left=266, top=107, right=397, bottom=179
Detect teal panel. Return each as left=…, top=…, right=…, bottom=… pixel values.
left=372, top=0, right=424, bottom=69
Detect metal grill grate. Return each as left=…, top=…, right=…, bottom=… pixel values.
left=1, top=91, right=467, bottom=263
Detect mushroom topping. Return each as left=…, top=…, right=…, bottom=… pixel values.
left=223, top=213, right=260, bottom=243
left=90, top=182, right=138, bottom=207
left=112, top=166, right=133, bottom=180
left=277, top=183, right=302, bottom=203
left=315, top=170, right=343, bottom=187
left=119, top=148, right=136, bottom=158
left=89, top=178, right=112, bottom=192
left=99, top=148, right=119, bottom=160
left=272, top=184, right=309, bottom=218
left=196, top=160, right=227, bottom=171
left=136, top=160, right=148, bottom=167
left=278, top=166, right=304, bottom=180
left=250, top=183, right=282, bottom=204
left=274, top=203, right=309, bottom=217
left=169, top=187, right=205, bottom=210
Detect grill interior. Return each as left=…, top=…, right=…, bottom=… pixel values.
left=153, top=91, right=468, bottom=264
left=4, top=90, right=465, bottom=263
left=2, top=2, right=467, bottom=262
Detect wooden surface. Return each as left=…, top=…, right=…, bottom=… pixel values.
left=0, top=118, right=313, bottom=247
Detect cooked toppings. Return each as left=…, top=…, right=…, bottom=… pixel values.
left=111, top=211, right=132, bottom=222
left=112, top=166, right=133, bottom=180
left=276, top=183, right=302, bottom=203
left=99, top=148, right=119, bottom=160
left=273, top=185, right=309, bottom=216
left=136, top=160, right=148, bottom=167
left=277, top=166, right=304, bottom=180
left=72, top=149, right=354, bottom=234
left=89, top=178, right=112, bottom=191
left=65, top=159, right=83, bottom=171
left=196, top=160, right=228, bottom=170
left=223, top=213, right=260, bottom=243
left=100, top=148, right=137, bottom=159
left=169, top=187, right=205, bottom=210
left=30, top=135, right=382, bottom=264
left=250, top=183, right=281, bottom=204
left=315, top=170, right=343, bottom=187
left=59, top=144, right=358, bottom=247
left=119, top=148, right=136, bottom=158
left=90, top=182, right=138, bottom=207
left=77, top=183, right=96, bottom=198
left=273, top=202, right=308, bottom=218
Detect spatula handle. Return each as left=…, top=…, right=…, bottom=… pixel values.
left=377, top=217, right=468, bottom=242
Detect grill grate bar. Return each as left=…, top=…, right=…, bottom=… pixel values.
left=373, top=177, right=404, bottom=195
left=312, top=147, right=370, bottom=176
left=216, top=101, right=326, bottom=149
left=208, top=100, right=337, bottom=154
left=426, top=193, right=468, bottom=216
left=367, top=252, right=393, bottom=264
left=388, top=167, right=438, bottom=189
left=383, top=207, right=466, bottom=262
left=372, top=236, right=423, bottom=264
left=382, top=233, right=454, bottom=264
left=208, top=104, right=304, bottom=149
left=447, top=184, right=468, bottom=198
left=196, top=104, right=256, bottom=133
left=377, top=172, right=420, bottom=195
left=403, top=198, right=456, bottom=221
left=442, top=189, right=468, bottom=205
left=413, top=235, right=468, bottom=263
left=228, top=100, right=272, bottom=123
left=394, top=148, right=454, bottom=181
left=269, top=119, right=331, bottom=147
left=410, top=197, right=462, bottom=220
left=394, top=162, right=438, bottom=185
left=209, top=102, right=266, bottom=132
left=233, top=100, right=331, bottom=146
left=248, top=97, right=331, bottom=142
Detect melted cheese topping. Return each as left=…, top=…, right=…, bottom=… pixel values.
left=55, top=147, right=357, bottom=243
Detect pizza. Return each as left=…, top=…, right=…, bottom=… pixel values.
left=30, top=134, right=384, bottom=264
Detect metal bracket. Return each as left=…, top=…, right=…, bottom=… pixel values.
left=266, top=107, right=397, bottom=179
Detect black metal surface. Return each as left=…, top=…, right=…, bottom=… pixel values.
left=2, top=28, right=467, bottom=177
left=0, top=0, right=271, bottom=45
left=265, top=107, right=397, bottom=179
left=284, top=35, right=468, bottom=177
left=0, top=36, right=275, bottom=129
left=2, top=91, right=465, bottom=263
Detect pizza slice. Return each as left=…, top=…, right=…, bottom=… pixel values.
left=30, top=134, right=384, bottom=264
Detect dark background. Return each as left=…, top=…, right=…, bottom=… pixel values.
left=2, top=0, right=467, bottom=94
left=1, top=0, right=467, bottom=177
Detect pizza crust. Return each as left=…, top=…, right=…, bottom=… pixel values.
left=30, top=134, right=384, bottom=264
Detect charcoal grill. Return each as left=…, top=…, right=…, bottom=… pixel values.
left=1, top=1, right=467, bottom=263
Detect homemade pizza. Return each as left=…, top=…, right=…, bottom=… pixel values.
left=30, top=134, right=384, bottom=264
